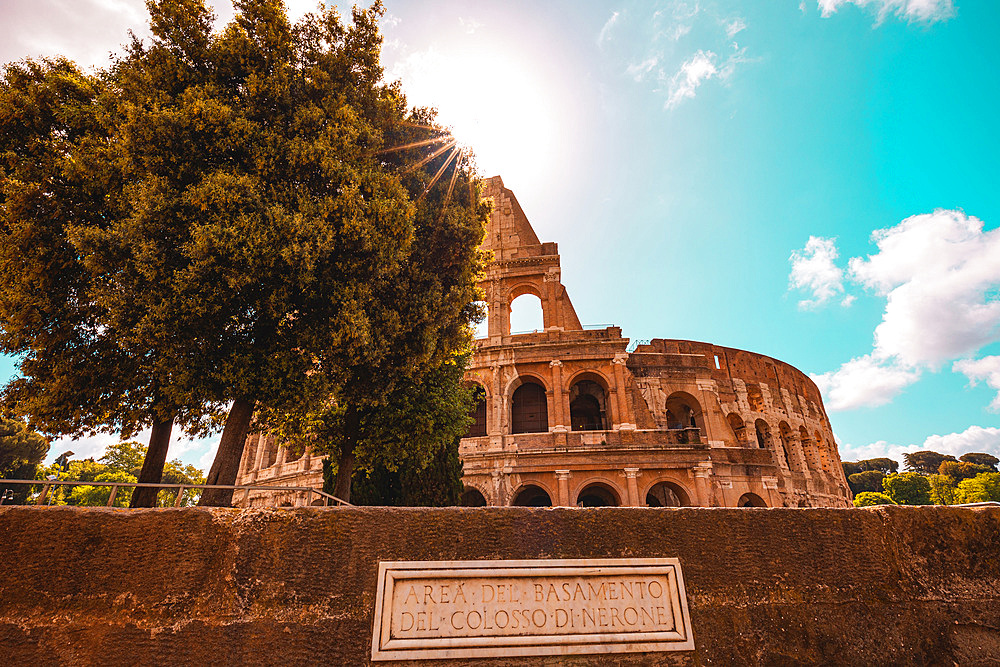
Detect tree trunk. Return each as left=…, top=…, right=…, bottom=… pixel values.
left=198, top=396, right=255, bottom=507
left=333, top=405, right=360, bottom=504
left=129, top=414, right=174, bottom=508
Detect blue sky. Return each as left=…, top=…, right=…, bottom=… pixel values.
left=2, top=0, right=999, bottom=470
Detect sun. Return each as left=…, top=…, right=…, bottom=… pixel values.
left=384, top=42, right=561, bottom=186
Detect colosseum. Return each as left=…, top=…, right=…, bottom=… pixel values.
left=236, top=176, right=853, bottom=509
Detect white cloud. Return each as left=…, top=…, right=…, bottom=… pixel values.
left=789, top=236, right=849, bottom=309
left=626, top=57, right=659, bottom=83
left=811, top=354, right=921, bottom=411
left=666, top=50, right=718, bottom=109
left=839, top=425, right=1000, bottom=470
left=809, top=210, right=1000, bottom=412
left=816, top=0, right=955, bottom=24
left=725, top=18, right=747, bottom=38
left=598, top=11, right=620, bottom=47
left=954, top=356, right=1000, bottom=411
left=849, top=210, right=1000, bottom=368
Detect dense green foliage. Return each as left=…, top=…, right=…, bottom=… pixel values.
left=958, top=453, right=999, bottom=470
left=954, top=472, right=1000, bottom=504
left=0, top=416, right=49, bottom=503
left=842, top=457, right=898, bottom=478
left=902, top=451, right=957, bottom=475
left=938, top=460, right=994, bottom=482
left=287, top=353, right=476, bottom=503
left=853, top=491, right=896, bottom=507
left=847, top=470, right=885, bottom=494
left=35, top=441, right=205, bottom=506
left=0, top=0, right=486, bottom=506
left=882, top=472, right=932, bottom=506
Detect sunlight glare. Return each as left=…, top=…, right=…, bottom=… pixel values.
left=386, top=43, right=560, bottom=184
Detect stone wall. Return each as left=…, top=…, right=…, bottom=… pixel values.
left=2, top=505, right=998, bottom=665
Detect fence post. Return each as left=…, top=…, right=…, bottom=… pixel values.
left=306, top=488, right=313, bottom=506
left=174, top=485, right=185, bottom=507
left=37, top=483, right=51, bottom=506
left=243, top=486, right=251, bottom=507
left=107, top=484, right=119, bottom=507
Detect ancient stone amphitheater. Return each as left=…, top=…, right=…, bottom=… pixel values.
left=237, top=176, right=852, bottom=509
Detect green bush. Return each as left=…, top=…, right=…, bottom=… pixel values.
left=854, top=491, right=896, bottom=507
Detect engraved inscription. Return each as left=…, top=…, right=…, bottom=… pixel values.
left=371, top=558, right=694, bottom=661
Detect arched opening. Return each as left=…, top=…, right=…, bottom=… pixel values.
left=310, top=498, right=326, bottom=506
left=746, top=383, right=764, bottom=411
left=465, top=384, right=487, bottom=437
left=576, top=482, right=620, bottom=507
left=815, top=430, right=831, bottom=472
left=511, top=381, right=548, bottom=434
left=512, top=485, right=551, bottom=507
left=738, top=493, right=767, bottom=507
left=754, top=419, right=771, bottom=450
left=569, top=378, right=608, bottom=431
left=244, top=435, right=260, bottom=472
left=472, top=300, right=489, bottom=339
left=665, top=392, right=703, bottom=444
left=646, top=481, right=691, bottom=507
left=727, top=413, right=748, bottom=446
left=799, top=426, right=818, bottom=472
left=510, top=293, right=544, bottom=334
left=461, top=488, right=487, bottom=507
left=779, top=422, right=796, bottom=471
left=284, top=446, right=303, bottom=463
left=262, top=437, right=278, bottom=468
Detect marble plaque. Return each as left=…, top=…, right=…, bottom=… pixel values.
left=370, top=558, right=694, bottom=661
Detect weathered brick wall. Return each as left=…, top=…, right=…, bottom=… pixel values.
left=1, top=505, right=998, bottom=665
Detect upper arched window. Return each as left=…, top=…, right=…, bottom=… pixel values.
left=511, top=381, right=548, bottom=434
left=465, top=384, right=487, bottom=437
left=569, top=379, right=608, bottom=431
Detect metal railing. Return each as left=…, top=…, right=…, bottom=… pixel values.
left=0, top=478, right=351, bottom=508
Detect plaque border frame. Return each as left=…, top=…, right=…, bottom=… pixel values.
left=370, top=557, right=695, bottom=661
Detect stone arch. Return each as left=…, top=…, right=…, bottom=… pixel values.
left=508, top=283, right=544, bottom=335
left=727, top=412, right=749, bottom=446
left=645, top=480, right=692, bottom=507
left=567, top=371, right=611, bottom=431
left=754, top=419, right=772, bottom=450
left=746, top=383, right=765, bottom=411
left=799, top=426, right=819, bottom=472
left=510, top=377, right=549, bottom=434
left=815, top=430, right=832, bottom=473
left=778, top=421, right=798, bottom=471
left=261, top=436, right=278, bottom=468
left=465, top=382, right=488, bottom=437
left=244, top=435, right=261, bottom=473
left=310, top=498, right=326, bottom=507
left=576, top=481, right=621, bottom=507
left=511, top=483, right=552, bottom=507
left=461, top=487, right=488, bottom=507
left=737, top=493, right=767, bottom=507
left=665, top=391, right=704, bottom=444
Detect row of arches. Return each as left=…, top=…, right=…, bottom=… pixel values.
left=243, top=435, right=307, bottom=473
left=727, top=413, right=832, bottom=474
left=465, top=378, right=702, bottom=438
left=460, top=483, right=766, bottom=508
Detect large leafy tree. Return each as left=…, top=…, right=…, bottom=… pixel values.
left=1, top=0, right=485, bottom=507
left=902, top=451, right=957, bottom=475
left=959, top=453, right=999, bottom=471
left=882, top=472, right=932, bottom=505
left=275, top=349, right=479, bottom=504
left=0, top=55, right=219, bottom=507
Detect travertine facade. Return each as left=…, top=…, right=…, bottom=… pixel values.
left=237, top=176, right=852, bottom=508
